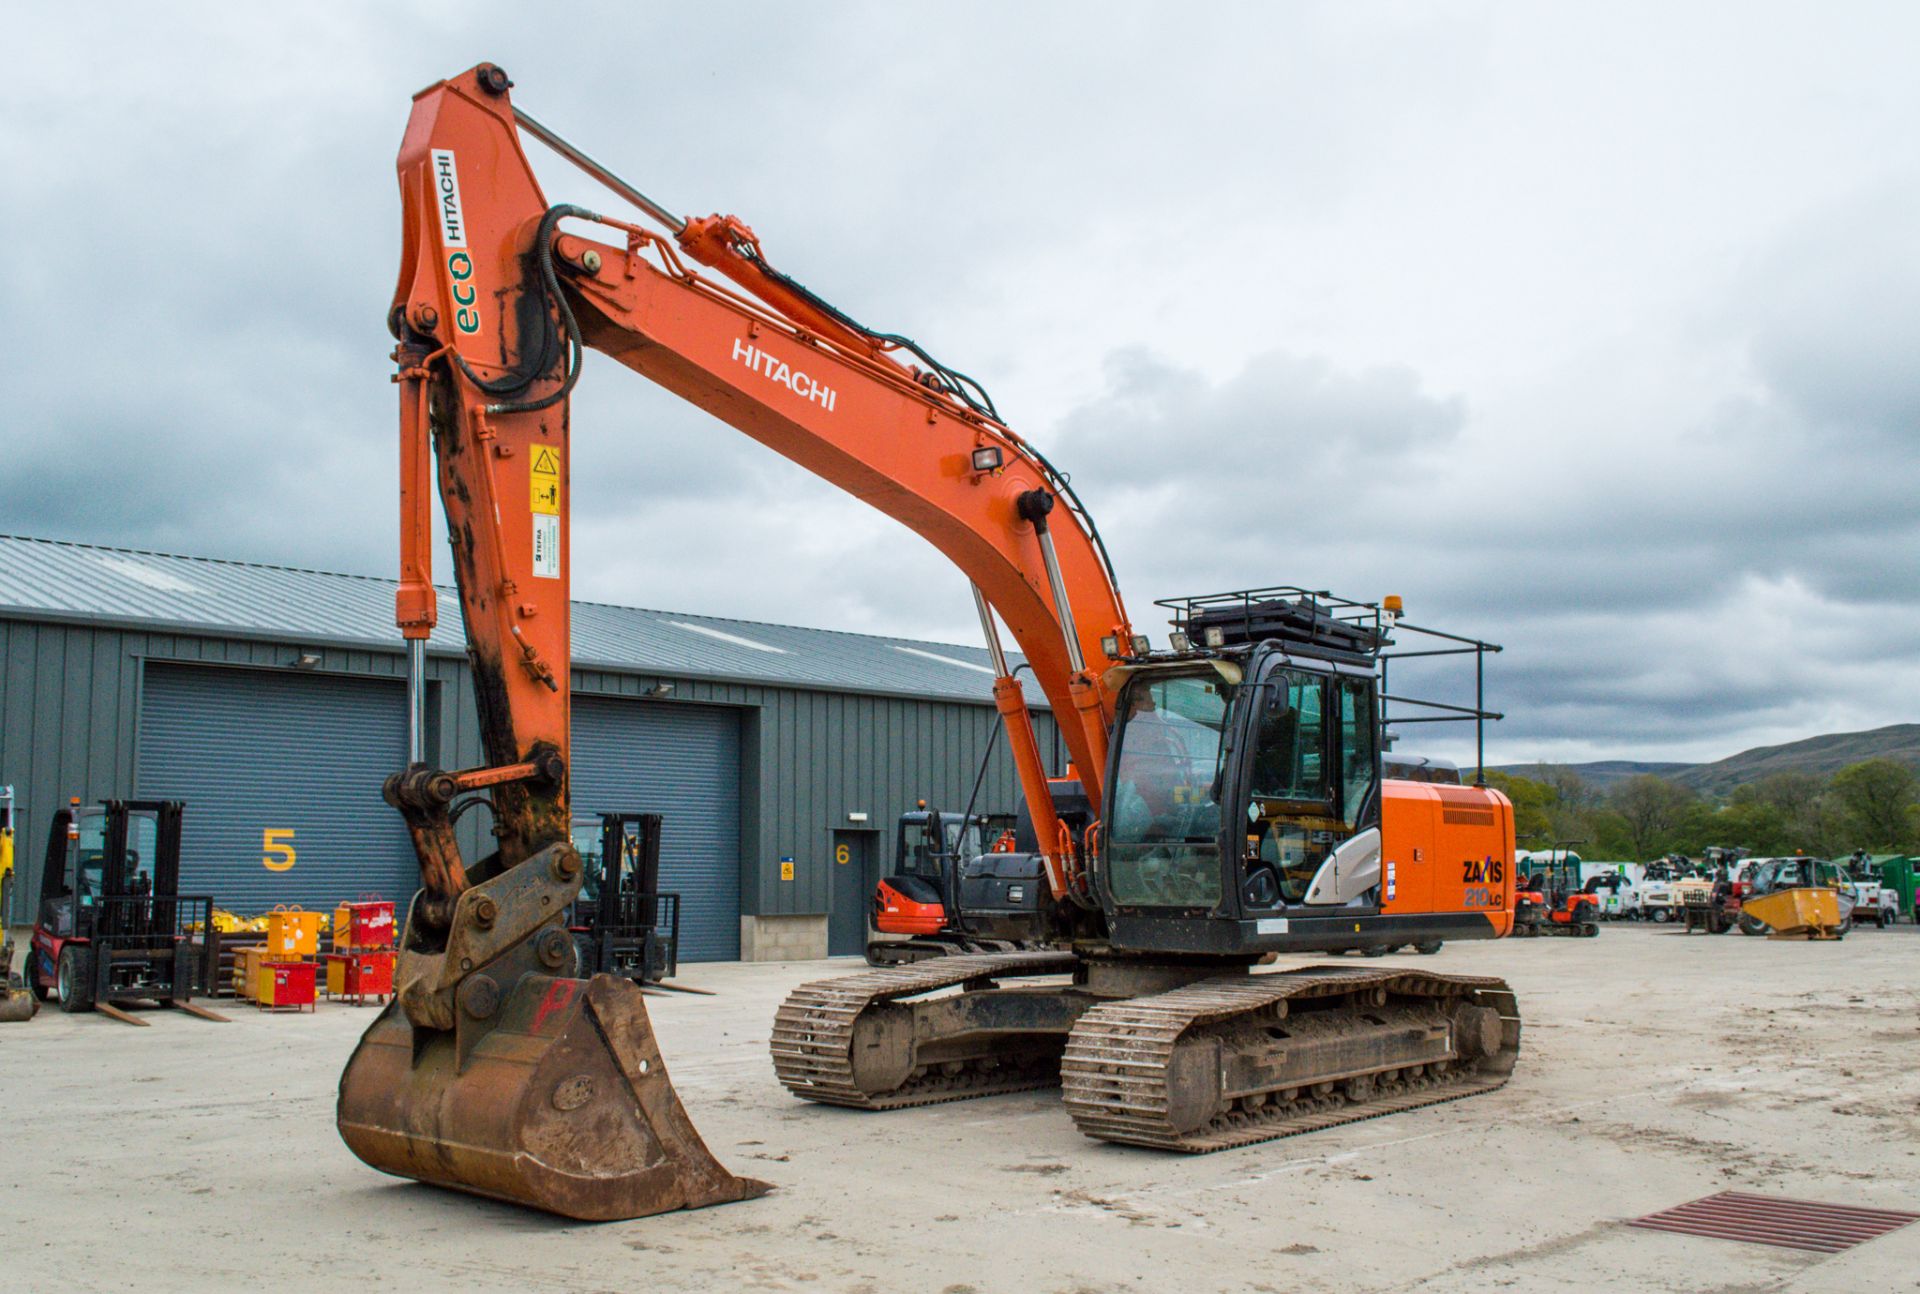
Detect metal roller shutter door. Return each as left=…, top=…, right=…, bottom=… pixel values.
left=136, top=663, right=414, bottom=913
left=570, top=695, right=742, bottom=961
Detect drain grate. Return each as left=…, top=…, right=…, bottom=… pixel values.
left=1627, top=1191, right=1920, bottom=1254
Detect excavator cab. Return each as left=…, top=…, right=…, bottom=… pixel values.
left=872, top=809, right=982, bottom=936
left=1099, top=589, right=1505, bottom=957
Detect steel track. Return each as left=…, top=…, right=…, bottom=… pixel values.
left=1060, top=968, right=1520, bottom=1151
left=772, top=956, right=1522, bottom=1151
left=770, top=950, right=1078, bottom=1109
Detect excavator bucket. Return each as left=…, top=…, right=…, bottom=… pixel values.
left=1742, top=888, right=1846, bottom=940
left=338, top=971, right=770, bottom=1221
left=0, top=987, right=34, bottom=1023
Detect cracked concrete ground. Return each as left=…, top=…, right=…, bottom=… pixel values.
left=4, top=924, right=1915, bottom=1292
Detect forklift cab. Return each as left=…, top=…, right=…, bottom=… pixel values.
left=569, top=816, right=610, bottom=914
left=37, top=801, right=167, bottom=941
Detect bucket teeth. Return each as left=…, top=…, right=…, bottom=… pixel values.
left=338, top=972, right=769, bottom=1221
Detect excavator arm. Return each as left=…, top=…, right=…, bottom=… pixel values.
left=390, top=63, right=1132, bottom=907
left=340, top=62, right=1134, bottom=1221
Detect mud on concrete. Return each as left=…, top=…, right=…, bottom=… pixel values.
left=3, top=925, right=1915, bottom=1292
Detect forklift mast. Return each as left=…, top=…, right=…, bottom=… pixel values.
left=569, top=812, right=678, bottom=985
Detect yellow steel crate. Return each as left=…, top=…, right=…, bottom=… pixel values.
left=233, top=946, right=272, bottom=1001
left=265, top=906, right=321, bottom=958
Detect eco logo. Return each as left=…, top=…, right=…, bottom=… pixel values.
left=431, top=149, right=482, bottom=335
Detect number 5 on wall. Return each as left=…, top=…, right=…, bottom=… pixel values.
left=262, top=828, right=296, bottom=872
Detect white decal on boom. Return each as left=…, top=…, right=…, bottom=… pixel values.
left=731, top=338, right=836, bottom=412
left=430, top=149, right=467, bottom=248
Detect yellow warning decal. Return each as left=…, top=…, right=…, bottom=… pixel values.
left=530, top=446, right=560, bottom=514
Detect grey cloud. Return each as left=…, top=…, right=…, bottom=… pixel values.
left=1056, top=348, right=1465, bottom=486
left=3, top=3, right=1918, bottom=772
left=1734, top=181, right=1920, bottom=438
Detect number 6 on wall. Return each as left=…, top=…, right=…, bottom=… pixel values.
left=262, top=827, right=296, bottom=872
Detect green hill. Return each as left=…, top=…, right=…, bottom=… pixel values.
left=1674, top=724, right=1920, bottom=796
left=1489, top=760, right=1694, bottom=792
left=1494, top=724, right=1920, bottom=798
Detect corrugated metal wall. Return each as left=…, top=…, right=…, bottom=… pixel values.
left=0, top=619, right=451, bottom=925
left=571, top=695, right=743, bottom=961
left=135, top=663, right=416, bottom=912
left=0, top=616, right=1061, bottom=943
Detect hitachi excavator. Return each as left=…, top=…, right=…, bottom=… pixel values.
left=341, top=62, right=1522, bottom=1222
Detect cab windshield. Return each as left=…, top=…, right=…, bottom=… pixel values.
left=1106, top=672, right=1229, bottom=908
left=1751, top=858, right=1833, bottom=894
left=69, top=810, right=161, bottom=904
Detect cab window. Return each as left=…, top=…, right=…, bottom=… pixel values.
left=571, top=822, right=605, bottom=909
left=74, top=811, right=108, bottom=901
left=943, top=818, right=983, bottom=863
left=1248, top=671, right=1326, bottom=804
left=1336, top=677, right=1376, bottom=826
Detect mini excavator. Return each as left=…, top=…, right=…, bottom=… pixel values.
left=340, top=63, right=1522, bottom=1221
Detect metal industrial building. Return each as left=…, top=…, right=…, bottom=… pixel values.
left=0, top=535, right=1059, bottom=962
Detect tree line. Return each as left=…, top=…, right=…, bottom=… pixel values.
left=1481, top=758, right=1920, bottom=861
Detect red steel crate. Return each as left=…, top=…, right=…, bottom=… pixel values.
left=331, top=900, right=396, bottom=952
left=324, top=951, right=395, bottom=1005
left=257, top=960, right=316, bottom=1012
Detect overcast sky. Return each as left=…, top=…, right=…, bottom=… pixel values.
left=4, top=3, right=1916, bottom=766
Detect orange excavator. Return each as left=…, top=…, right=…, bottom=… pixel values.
left=340, top=62, right=1523, bottom=1222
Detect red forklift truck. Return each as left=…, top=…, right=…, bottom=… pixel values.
left=25, top=799, right=226, bottom=1024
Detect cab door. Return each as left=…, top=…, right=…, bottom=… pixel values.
left=1239, top=664, right=1334, bottom=910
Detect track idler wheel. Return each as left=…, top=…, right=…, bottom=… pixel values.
left=338, top=972, right=769, bottom=1221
